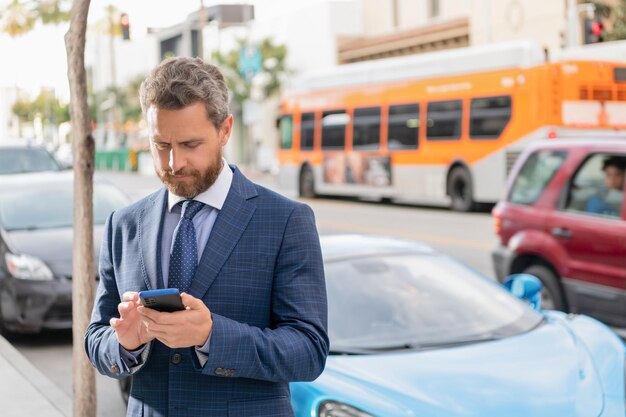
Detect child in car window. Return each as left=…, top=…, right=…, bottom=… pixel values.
left=586, top=156, right=626, bottom=216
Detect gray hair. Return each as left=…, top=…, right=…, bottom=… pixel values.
left=139, top=56, right=230, bottom=127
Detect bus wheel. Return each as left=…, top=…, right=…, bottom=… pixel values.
left=299, top=166, right=316, bottom=198
left=448, top=167, right=474, bottom=212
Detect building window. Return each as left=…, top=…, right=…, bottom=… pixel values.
left=322, top=110, right=349, bottom=150
left=388, top=103, right=419, bottom=150
left=300, top=112, right=315, bottom=150
left=427, top=100, right=462, bottom=140
left=470, top=95, right=512, bottom=139
left=429, top=0, right=440, bottom=18
left=353, top=107, right=381, bottom=150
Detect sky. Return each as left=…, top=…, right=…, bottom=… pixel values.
left=0, top=0, right=326, bottom=101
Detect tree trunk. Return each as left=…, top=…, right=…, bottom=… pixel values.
left=65, top=1, right=96, bottom=416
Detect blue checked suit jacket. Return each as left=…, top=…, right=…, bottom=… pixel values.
left=85, top=166, right=329, bottom=417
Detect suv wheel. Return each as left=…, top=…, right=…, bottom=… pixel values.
left=523, top=264, right=566, bottom=311
left=448, top=167, right=474, bottom=212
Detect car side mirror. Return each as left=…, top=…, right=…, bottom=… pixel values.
left=503, top=273, right=542, bottom=311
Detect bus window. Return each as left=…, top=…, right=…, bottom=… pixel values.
left=470, top=95, right=512, bottom=139
left=353, top=107, right=381, bottom=151
left=279, top=115, right=293, bottom=149
left=388, top=103, right=419, bottom=150
left=427, top=100, right=462, bottom=140
left=322, top=110, right=349, bottom=150
left=301, top=112, right=315, bottom=150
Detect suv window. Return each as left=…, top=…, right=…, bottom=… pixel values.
left=562, top=153, right=625, bottom=218
left=509, top=150, right=568, bottom=205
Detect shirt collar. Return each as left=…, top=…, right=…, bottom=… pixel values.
left=167, top=159, right=233, bottom=212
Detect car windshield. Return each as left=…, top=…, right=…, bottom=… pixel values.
left=0, top=183, right=128, bottom=231
left=325, top=253, right=542, bottom=352
left=0, top=147, right=62, bottom=175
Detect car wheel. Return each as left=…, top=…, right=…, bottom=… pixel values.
left=448, top=167, right=474, bottom=212
left=523, top=264, right=566, bottom=311
left=119, top=377, right=131, bottom=405
left=299, top=166, right=316, bottom=198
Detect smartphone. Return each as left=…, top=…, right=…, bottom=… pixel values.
left=139, top=288, right=185, bottom=313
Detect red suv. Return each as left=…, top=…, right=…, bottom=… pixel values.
left=492, top=139, right=626, bottom=329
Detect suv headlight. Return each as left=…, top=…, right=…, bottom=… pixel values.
left=5, top=253, right=54, bottom=280
left=318, top=401, right=376, bottom=417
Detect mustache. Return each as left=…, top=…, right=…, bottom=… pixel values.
left=162, top=168, right=199, bottom=177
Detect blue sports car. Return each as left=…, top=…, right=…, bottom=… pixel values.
left=290, top=235, right=626, bottom=417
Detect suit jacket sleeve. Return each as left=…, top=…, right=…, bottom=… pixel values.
left=84, top=212, right=150, bottom=378
left=202, top=203, right=329, bottom=382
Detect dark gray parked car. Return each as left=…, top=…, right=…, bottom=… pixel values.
left=0, top=171, right=129, bottom=333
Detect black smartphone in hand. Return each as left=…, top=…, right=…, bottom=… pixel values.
left=139, top=288, right=185, bottom=313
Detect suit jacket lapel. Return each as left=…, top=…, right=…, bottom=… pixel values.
left=190, top=167, right=257, bottom=299
left=138, top=188, right=167, bottom=290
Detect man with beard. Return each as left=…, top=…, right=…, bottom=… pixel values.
left=85, top=57, right=328, bottom=417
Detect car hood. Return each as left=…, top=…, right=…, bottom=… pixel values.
left=299, top=318, right=605, bottom=417
left=6, top=226, right=104, bottom=277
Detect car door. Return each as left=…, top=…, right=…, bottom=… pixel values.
left=549, top=151, right=626, bottom=326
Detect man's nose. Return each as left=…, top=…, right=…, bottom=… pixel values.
left=168, top=148, right=185, bottom=173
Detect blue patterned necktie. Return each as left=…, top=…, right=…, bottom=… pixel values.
left=168, top=200, right=205, bottom=293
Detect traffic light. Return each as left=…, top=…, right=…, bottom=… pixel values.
left=120, top=13, right=130, bottom=40
left=583, top=17, right=604, bottom=44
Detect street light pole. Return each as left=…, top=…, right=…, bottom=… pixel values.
left=566, top=0, right=595, bottom=47
left=198, top=0, right=207, bottom=60
left=106, top=5, right=118, bottom=148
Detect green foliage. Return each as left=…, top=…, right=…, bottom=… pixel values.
left=89, top=75, right=145, bottom=124
left=12, top=89, right=69, bottom=124
left=1, top=0, right=70, bottom=37
left=591, top=0, right=626, bottom=41
left=212, top=37, right=289, bottom=105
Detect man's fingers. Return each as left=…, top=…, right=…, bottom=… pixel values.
left=122, top=292, right=139, bottom=302
left=110, top=317, right=120, bottom=328
left=118, top=301, right=137, bottom=317
left=137, top=306, right=174, bottom=324
left=181, top=292, right=205, bottom=310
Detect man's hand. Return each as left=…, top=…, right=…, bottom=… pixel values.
left=137, top=293, right=213, bottom=349
left=111, top=292, right=154, bottom=351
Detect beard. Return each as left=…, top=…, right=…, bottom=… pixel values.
left=156, top=150, right=223, bottom=199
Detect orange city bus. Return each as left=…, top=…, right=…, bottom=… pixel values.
left=276, top=40, right=626, bottom=211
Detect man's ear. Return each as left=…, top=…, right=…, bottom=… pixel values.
left=219, top=115, right=233, bottom=146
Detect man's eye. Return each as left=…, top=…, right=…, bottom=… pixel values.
left=184, top=143, right=200, bottom=149
left=155, top=143, right=170, bottom=150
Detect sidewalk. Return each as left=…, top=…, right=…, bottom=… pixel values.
left=0, top=335, right=71, bottom=417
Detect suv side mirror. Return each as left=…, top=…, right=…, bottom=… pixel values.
left=503, top=273, right=542, bottom=311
